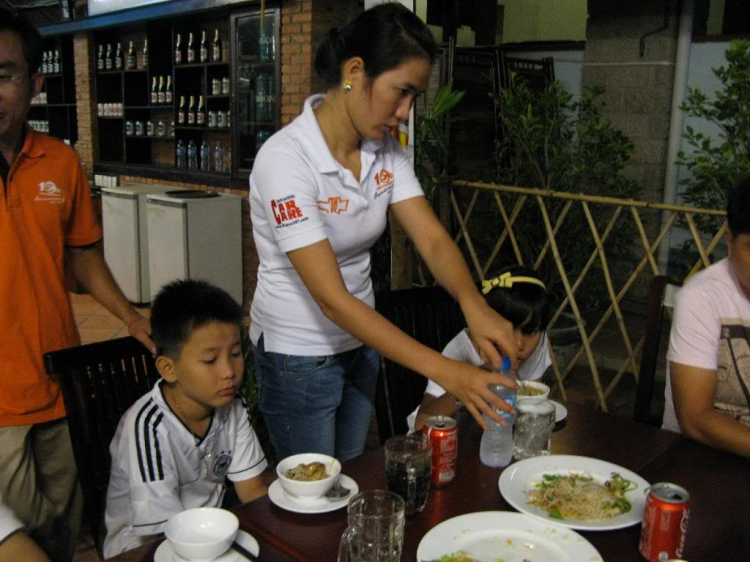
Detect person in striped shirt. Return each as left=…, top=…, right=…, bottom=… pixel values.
left=103, top=280, right=267, bottom=557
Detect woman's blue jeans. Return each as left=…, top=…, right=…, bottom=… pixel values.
left=253, top=335, right=380, bottom=463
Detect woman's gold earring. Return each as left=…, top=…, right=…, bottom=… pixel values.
left=343, top=79, right=353, bottom=91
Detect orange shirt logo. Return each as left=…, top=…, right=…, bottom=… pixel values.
left=34, top=181, right=65, bottom=204
left=317, top=197, right=350, bottom=214
left=374, top=168, right=394, bottom=190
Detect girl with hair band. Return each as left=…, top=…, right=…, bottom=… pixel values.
left=408, top=265, right=553, bottom=432
left=248, top=4, right=518, bottom=462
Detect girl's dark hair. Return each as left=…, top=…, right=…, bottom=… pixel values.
left=0, top=13, right=43, bottom=76
left=484, top=265, right=551, bottom=335
left=727, top=175, right=750, bottom=236
left=151, top=279, right=243, bottom=359
left=314, top=3, right=436, bottom=88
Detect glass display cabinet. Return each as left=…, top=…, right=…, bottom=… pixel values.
left=231, top=8, right=281, bottom=177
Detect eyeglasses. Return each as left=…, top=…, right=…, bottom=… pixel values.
left=0, top=73, right=28, bottom=91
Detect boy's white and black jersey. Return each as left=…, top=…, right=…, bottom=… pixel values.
left=103, top=380, right=267, bottom=558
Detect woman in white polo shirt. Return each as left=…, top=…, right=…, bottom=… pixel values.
left=249, top=3, right=518, bottom=462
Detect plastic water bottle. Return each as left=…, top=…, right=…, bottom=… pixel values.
left=176, top=140, right=186, bottom=169
left=479, top=357, right=517, bottom=467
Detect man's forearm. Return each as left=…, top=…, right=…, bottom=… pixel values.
left=680, top=410, right=750, bottom=458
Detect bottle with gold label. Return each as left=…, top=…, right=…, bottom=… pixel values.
left=105, top=44, right=113, bottom=70
left=178, top=95, right=186, bottom=124
left=199, top=30, right=208, bottom=63
left=211, top=29, right=222, bottom=62
left=174, top=33, right=182, bottom=64
left=157, top=76, right=165, bottom=104
left=196, top=95, right=205, bottom=125
left=186, top=32, right=195, bottom=64
left=114, top=42, right=122, bottom=70
left=187, top=95, right=195, bottom=125
left=165, top=76, right=173, bottom=104
left=150, top=77, right=158, bottom=105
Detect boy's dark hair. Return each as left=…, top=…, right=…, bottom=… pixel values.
left=483, top=265, right=551, bottom=335
left=0, top=13, right=43, bottom=76
left=151, top=279, right=243, bottom=359
left=314, top=3, right=436, bottom=89
left=727, top=175, right=750, bottom=236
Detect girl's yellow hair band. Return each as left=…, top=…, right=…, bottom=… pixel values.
left=481, top=272, right=547, bottom=295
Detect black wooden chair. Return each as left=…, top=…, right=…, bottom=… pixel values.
left=633, top=276, right=680, bottom=425
left=44, top=336, right=159, bottom=555
left=373, top=287, right=466, bottom=442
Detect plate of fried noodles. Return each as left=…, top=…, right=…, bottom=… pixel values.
left=499, top=455, right=650, bottom=531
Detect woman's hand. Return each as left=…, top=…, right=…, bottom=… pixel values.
left=460, top=294, right=518, bottom=369
left=435, top=358, right=517, bottom=429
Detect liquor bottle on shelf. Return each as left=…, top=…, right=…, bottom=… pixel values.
left=55, top=50, right=61, bottom=73
left=174, top=33, right=182, bottom=64
left=212, top=29, right=222, bottom=62
left=214, top=141, right=224, bottom=173
left=126, top=41, right=136, bottom=70
left=200, top=31, right=208, bottom=63
left=165, top=76, right=173, bottom=104
left=187, top=140, right=198, bottom=170
left=186, top=32, right=195, bottom=64
left=196, top=96, right=205, bottom=126
left=157, top=76, right=165, bottom=104
left=200, top=140, right=210, bottom=171
left=142, top=39, right=149, bottom=69
left=176, top=139, right=186, bottom=169
left=178, top=96, right=186, bottom=124
left=150, top=77, right=158, bottom=105
left=105, top=44, right=113, bottom=70
left=114, top=43, right=122, bottom=70
left=97, top=45, right=104, bottom=71
left=187, top=96, right=195, bottom=125
left=61, top=0, right=71, bottom=20
left=41, top=51, right=48, bottom=74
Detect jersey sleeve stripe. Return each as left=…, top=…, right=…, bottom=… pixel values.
left=152, top=413, right=164, bottom=481
left=133, top=399, right=155, bottom=483
left=228, top=456, right=267, bottom=475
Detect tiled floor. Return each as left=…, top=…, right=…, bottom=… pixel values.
left=71, top=293, right=150, bottom=345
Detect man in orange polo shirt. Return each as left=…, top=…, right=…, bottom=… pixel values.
left=0, top=15, right=153, bottom=561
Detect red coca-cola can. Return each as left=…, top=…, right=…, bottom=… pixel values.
left=422, top=415, right=457, bottom=486
left=639, top=482, right=690, bottom=561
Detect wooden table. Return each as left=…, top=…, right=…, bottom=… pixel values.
left=108, top=402, right=750, bottom=561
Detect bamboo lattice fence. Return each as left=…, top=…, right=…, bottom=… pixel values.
left=436, top=180, right=727, bottom=412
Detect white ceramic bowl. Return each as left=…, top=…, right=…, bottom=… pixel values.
left=517, top=380, right=550, bottom=400
left=276, top=453, right=341, bottom=502
left=164, top=507, right=239, bottom=561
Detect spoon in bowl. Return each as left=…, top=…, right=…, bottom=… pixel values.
left=324, top=479, right=351, bottom=500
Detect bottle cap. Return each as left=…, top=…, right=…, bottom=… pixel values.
left=501, top=356, right=512, bottom=373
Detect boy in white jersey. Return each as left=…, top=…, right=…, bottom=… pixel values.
left=103, top=280, right=268, bottom=557
left=409, top=266, right=552, bottom=432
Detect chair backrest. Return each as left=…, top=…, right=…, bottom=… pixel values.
left=374, top=287, right=466, bottom=442
left=634, top=276, right=680, bottom=425
left=43, top=336, right=159, bottom=555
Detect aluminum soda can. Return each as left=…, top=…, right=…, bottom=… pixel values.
left=639, top=482, right=690, bottom=562
left=422, top=415, right=457, bottom=486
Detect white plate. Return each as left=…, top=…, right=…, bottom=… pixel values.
left=416, top=511, right=602, bottom=562
left=549, top=399, right=567, bottom=423
left=268, top=474, right=358, bottom=514
left=499, top=455, right=650, bottom=531
left=154, top=529, right=259, bottom=562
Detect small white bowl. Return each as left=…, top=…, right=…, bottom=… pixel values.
left=165, top=507, right=238, bottom=561
left=517, top=380, right=550, bottom=400
left=276, top=453, right=341, bottom=503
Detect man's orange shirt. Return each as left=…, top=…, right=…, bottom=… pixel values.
left=0, top=128, right=102, bottom=427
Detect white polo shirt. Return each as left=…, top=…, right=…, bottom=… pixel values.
left=103, top=381, right=267, bottom=558
left=249, top=94, right=425, bottom=356
left=0, top=497, right=23, bottom=544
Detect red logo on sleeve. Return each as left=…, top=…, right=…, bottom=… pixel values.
left=271, top=196, right=305, bottom=226
left=317, top=197, right=350, bottom=214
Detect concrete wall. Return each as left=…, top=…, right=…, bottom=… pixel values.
left=503, top=46, right=584, bottom=99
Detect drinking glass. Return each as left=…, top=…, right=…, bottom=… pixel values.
left=513, top=398, right=556, bottom=460
left=384, top=434, right=432, bottom=515
left=338, top=490, right=405, bottom=562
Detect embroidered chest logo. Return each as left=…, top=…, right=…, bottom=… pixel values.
left=271, top=195, right=306, bottom=227
left=374, top=168, right=394, bottom=190
left=317, top=197, right=350, bottom=214
left=35, top=181, right=65, bottom=204
left=212, top=452, right=232, bottom=478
